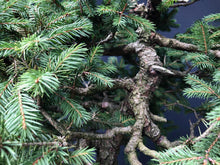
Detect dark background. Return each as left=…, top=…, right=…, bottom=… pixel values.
left=117, top=0, right=220, bottom=164
left=160, top=0, right=220, bottom=37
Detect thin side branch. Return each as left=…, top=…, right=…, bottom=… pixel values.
left=194, top=121, right=217, bottom=143
left=40, top=108, right=66, bottom=135
left=170, top=0, right=200, bottom=8
left=152, top=32, right=198, bottom=51
left=150, top=113, right=167, bottom=123
left=151, top=32, right=220, bottom=58
left=22, top=141, right=69, bottom=147
left=97, top=32, right=114, bottom=45
left=151, top=65, right=186, bottom=77
left=165, top=101, right=199, bottom=119
left=68, top=126, right=132, bottom=140
left=156, top=136, right=181, bottom=148
left=189, top=118, right=202, bottom=138
left=72, top=78, right=134, bottom=96
left=138, top=141, right=159, bottom=158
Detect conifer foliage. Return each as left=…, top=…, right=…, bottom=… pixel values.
left=0, top=0, right=150, bottom=164
left=154, top=13, right=220, bottom=165
left=0, top=0, right=219, bottom=164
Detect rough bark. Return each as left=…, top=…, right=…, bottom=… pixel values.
left=138, top=141, right=159, bottom=158
left=90, top=135, right=123, bottom=165
left=170, top=0, right=200, bottom=7
left=68, top=126, right=132, bottom=140
left=123, top=41, right=162, bottom=165
left=151, top=32, right=220, bottom=58
left=130, top=0, right=162, bottom=26
left=71, top=78, right=134, bottom=96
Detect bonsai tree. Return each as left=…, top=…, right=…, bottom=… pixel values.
left=0, top=0, right=219, bottom=164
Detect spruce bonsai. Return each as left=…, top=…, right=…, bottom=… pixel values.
left=0, top=0, right=219, bottom=164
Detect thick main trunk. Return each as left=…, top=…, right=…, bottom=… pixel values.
left=90, top=135, right=123, bottom=165
left=123, top=41, right=163, bottom=165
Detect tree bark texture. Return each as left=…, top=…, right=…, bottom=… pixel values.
left=123, top=41, right=163, bottom=165
left=90, top=135, right=123, bottom=165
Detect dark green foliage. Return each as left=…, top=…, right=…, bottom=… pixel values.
left=59, top=97, right=92, bottom=127
left=157, top=8, right=180, bottom=31
left=158, top=0, right=178, bottom=10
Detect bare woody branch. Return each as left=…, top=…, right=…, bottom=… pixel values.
left=170, top=0, right=200, bottom=8
left=97, top=32, right=114, bottom=45
left=194, top=121, right=218, bottom=143
left=151, top=32, right=220, bottom=58
left=37, top=96, right=66, bottom=136
left=72, top=78, right=135, bottom=96
left=156, top=136, right=181, bottom=148
left=123, top=41, right=182, bottom=157
left=150, top=113, right=167, bottom=123
left=210, top=50, right=220, bottom=58
left=165, top=101, right=199, bottom=119
left=150, top=65, right=187, bottom=77
left=40, top=108, right=66, bottom=136
left=151, top=32, right=198, bottom=51
left=138, top=141, right=159, bottom=159
left=39, top=102, right=133, bottom=142
left=22, top=141, right=69, bottom=147
left=68, top=126, right=132, bottom=140
left=189, top=119, right=202, bottom=139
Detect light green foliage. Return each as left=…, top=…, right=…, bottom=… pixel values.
left=203, top=13, right=220, bottom=23
left=193, top=132, right=220, bottom=160
left=53, top=44, right=87, bottom=75
left=97, top=0, right=155, bottom=37
left=177, top=21, right=211, bottom=54
left=0, top=42, right=17, bottom=57
left=48, top=18, right=93, bottom=44
left=70, top=147, right=96, bottom=165
left=85, top=71, right=114, bottom=87
left=213, top=69, right=220, bottom=82
left=0, top=0, right=155, bottom=163
left=156, top=70, right=220, bottom=164
left=155, top=146, right=201, bottom=165
left=206, top=106, right=220, bottom=124
left=17, top=70, right=60, bottom=97
left=86, top=45, right=117, bottom=75
left=114, top=111, right=135, bottom=127
left=5, top=92, right=42, bottom=140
